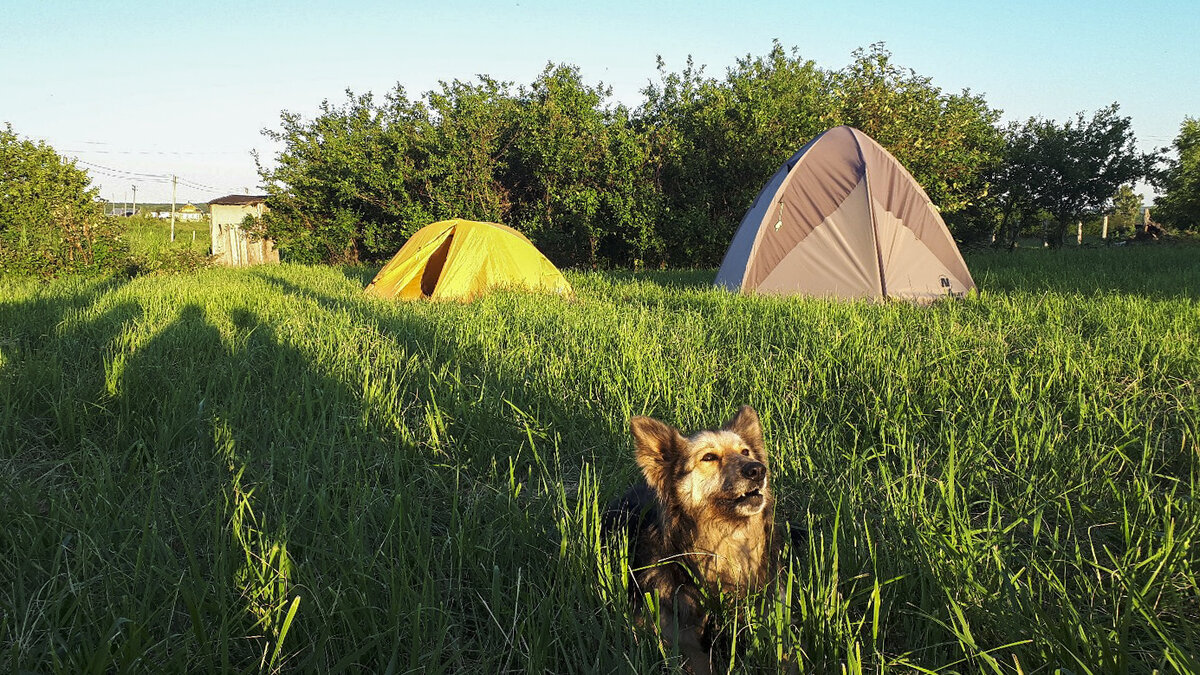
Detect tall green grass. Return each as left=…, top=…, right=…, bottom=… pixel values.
left=1, top=246, right=1197, bottom=672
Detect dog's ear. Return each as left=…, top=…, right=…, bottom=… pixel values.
left=723, top=405, right=764, bottom=456
left=630, top=415, right=686, bottom=493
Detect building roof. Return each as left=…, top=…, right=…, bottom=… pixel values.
left=209, top=194, right=269, bottom=206
left=179, top=203, right=200, bottom=212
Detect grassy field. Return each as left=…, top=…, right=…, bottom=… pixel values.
left=121, top=215, right=211, bottom=259
left=1, top=246, right=1198, bottom=673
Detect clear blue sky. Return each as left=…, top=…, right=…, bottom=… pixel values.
left=2, top=0, right=1196, bottom=204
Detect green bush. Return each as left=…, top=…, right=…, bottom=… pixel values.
left=0, top=124, right=131, bottom=277
left=1154, top=117, right=1200, bottom=231
left=257, top=44, right=1005, bottom=268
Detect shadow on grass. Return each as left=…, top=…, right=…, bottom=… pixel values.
left=592, top=267, right=716, bottom=289
left=964, top=244, right=1200, bottom=300
left=0, top=275, right=129, bottom=338
left=336, top=264, right=380, bottom=287
left=6, top=261, right=1198, bottom=672
left=0, top=275, right=136, bottom=454
left=98, top=300, right=465, bottom=671
left=581, top=246, right=1200, bottom=302
left=1, top=268, right=646, bottom=672
left=251, top=269, right=626, bottom=476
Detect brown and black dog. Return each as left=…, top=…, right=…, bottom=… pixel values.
left=603, top=405, right=785, bottom=674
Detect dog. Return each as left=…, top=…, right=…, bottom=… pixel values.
left=603, top=405, right=782, bottom=675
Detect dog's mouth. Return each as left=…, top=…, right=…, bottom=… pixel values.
left=733, top=488, right=764, bottom=507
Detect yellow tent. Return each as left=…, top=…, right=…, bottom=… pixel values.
left=364, top=219, right=573, bottom=301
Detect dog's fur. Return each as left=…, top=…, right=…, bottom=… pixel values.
left=603, top=406, right=781, bottom=674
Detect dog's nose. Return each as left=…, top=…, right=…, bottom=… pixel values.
left=741, top=462, right=766, bottom=481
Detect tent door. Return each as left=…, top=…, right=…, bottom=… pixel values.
left=421, top=234, right=455, bottom=296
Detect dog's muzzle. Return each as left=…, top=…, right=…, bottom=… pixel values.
left=730, top=461, right=768, bottom=514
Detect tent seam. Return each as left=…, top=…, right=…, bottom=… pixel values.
left=852, top=132, right=888, bottom=300
left=743, top=129, right=829, bottom=288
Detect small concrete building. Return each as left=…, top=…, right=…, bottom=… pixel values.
left=208, top=195, right=279, bottom=266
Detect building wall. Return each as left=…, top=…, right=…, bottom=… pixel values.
left=210, top=203, right=279, bottom=266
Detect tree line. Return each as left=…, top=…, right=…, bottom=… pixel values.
left=3, top=44, right=1198, bottom=277
left=256, top=44, right=1001, bottom=267
left=255, top=43, right=1183, bottom=269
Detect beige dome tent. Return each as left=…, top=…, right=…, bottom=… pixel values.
left=715, top=126, right=975, bottom=301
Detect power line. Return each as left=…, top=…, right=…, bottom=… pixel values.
left=177, top=177, right=224, bottom=191
left=62, top=148, right=246, bottom=156
left=74, top=159, right=175, bottom=180
left=72, top=158, right=232, bottom=193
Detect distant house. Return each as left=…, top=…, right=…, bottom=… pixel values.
left=208, top=194, right=279, bottom=266
left=148, top=204, right=205, bottom=221
left=177, top=203, right=203, bottom=222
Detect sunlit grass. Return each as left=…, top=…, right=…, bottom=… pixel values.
left=0, top=245, right=1197, bottom=672
left=121, top=215, right=211, bottom=258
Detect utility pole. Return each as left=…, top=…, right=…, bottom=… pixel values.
left=170, top=175, right=177, bottom=242
left=131, top=185, right=138, bottom=217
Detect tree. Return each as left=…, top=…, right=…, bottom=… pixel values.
left=257, top=44, right=1009, bottom=267
left=257, top=89, right=431, bottom=263
left=641, top=42, right=1004, bottom=264
left=0, top=123, right=122, bottom=275
left=506, top=64, right=660, bottom=269
left=830, top=44, right=1004, bottom=221
left=640, top=43, right=835, bottom=265
left=1153, top=117, right=1200, bottom=231
left=420, top=77, right=518, bottom=229
left=1109, top=184, right=1142, bottom=237
left=985, top=121, right=1041, bottom=247
left=259, top=68, right=660, bottom=269
left=994, top=104, right=1148, bottom=247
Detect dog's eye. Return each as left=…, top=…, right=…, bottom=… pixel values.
left=741, top=448, right=751, bottom=456
left=701, top=453, right=719, bottom=462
